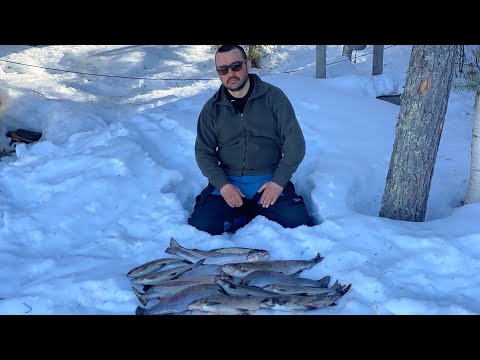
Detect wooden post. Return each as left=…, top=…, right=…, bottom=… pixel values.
left=315, top=45, right=327, bottom=79
left=372, top=45, right=384, bottom=75
left=342, top=45, right=353, bottom=60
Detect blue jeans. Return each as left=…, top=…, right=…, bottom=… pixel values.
left=211, top=174, right=275, bottom=199
left=188, top=181, right=315, bottom=235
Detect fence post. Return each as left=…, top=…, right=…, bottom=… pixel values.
left=372, top=45, right=384, bottom=75
left=316, top=45, right=327, bottom=79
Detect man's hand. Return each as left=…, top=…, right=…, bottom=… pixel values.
left=220, top=183, right=245, bottom=208
left=257, top=181, right=283, bottom=208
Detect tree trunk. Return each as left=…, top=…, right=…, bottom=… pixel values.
left=464, top=91, right=480, bottom=204
left=379, top=45, right=456, bottom=221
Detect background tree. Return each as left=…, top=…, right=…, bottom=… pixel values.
left=245, top=45, right=275, bottom=68
left=379, top=45, right=457, bottom=221
left=210, top=45, right=275, bottom=69
left=454, top=49, right=480, bottom=204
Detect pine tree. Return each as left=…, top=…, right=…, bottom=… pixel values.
left=379, top=45, right=456, bottom=221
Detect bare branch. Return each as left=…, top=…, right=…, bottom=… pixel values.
left=23, top=303, right=32, bottom=314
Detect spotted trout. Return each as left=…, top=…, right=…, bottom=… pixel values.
left=220, top=253, right=324, bottom=278
left=165, top=237, right=269, bottom=265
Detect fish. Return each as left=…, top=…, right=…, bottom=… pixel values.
left=175, top=264, right=225, bottom=278
left=260, top=281, right=352, bottom=312
left=262, top=283, right=338, bottom=296
left=130, top=259, right=204, bottom=285
left=132, top=274, right=229, bottom=306
left=220, top=253, right=324, bottom=278
left=216, top=278, right=278, bottom=298
left=188, top=295, right=266, bottom=315
left=135, top=283, right=226, bottom=315
left=127, top=257, right=191, bottom=278
left=241, top=270, right=330, bottom=288
left=164, top=238, right=269, bottom=265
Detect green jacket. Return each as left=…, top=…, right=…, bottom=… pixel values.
left=194, top=74, right=306, bottom=190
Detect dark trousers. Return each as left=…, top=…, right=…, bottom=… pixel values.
left=188, top=182, right=315, bottom=235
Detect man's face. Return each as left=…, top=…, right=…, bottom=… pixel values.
left=215, top=49, right=251, bottom=91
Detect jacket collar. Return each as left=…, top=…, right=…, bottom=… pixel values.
left=213, top=73, right=269, bottom=106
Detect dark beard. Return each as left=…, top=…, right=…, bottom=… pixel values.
left=226, top=76, right=247, bottom=92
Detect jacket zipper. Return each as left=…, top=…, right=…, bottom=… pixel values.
left=241, top=113, right=247, bottom=175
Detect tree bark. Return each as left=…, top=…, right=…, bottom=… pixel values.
left=464, top=91, right=480, bottom=204
left=379, top=45, right=456, bottom=221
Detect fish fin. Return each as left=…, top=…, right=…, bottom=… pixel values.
left=135, top=306, right=146, bottom=315
left=237, top=308, right=250, bottom=315
left=292, top=269, right=304, bottom=276
left=164, top=247, right=175, bottom=255
left=169, top=237, right=180, bottom=248
left=132, top=286, right=148, bottom=306
left=306, top=305, right=318, bottom=311
left=193, top=258, right=205, bottom=267
left=318, top=275, right=331, bottom=288
left=217, top=287, right=229, bottom=295
left=329, top=302, right=337, bottom=307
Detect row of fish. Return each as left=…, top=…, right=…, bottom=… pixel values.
left=127, top=238, right=351, bottom=315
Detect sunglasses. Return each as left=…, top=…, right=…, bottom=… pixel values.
left=216, top=60, right=247, bottom=75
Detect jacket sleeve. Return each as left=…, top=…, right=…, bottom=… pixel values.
left=194, top=102, right=229, bottom=190
left=271, top=89, right=306, bottom=188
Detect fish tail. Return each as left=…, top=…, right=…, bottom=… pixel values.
left=339, top=283, right=352, bottom=296
left=331, top=279, right=340, bottom=290
left=165, top=238, right=183, bottom=256
left=164, top=247, right=176, bottom=256
left=132, top=286, right=148, bottom=306
left=135, top=306, right=147, bottom=315
left=331, top=280, right=351, bottom=295
left=313, top=253, right=324, bottom=263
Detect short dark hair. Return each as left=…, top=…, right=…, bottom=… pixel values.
left=216, top=45, right=247, bottom=60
